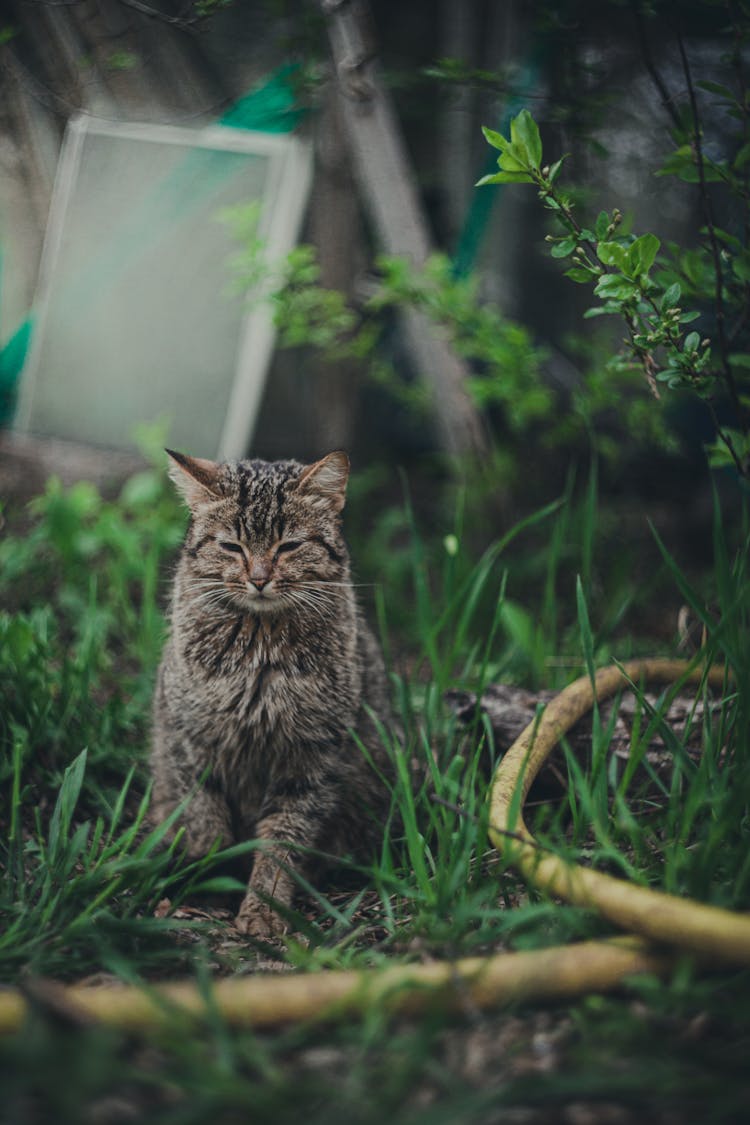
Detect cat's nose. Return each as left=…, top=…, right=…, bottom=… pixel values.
left=248, top=557, right=272, bottom=590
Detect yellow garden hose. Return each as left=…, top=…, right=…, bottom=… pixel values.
left=0, top=937, right=670, bottom=1035
left=488, top=658, right=750, bottom=964
left=0, top=658, right=747, bottom=1035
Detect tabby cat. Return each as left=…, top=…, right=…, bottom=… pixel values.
left=150, top=449, right=394, bottom=939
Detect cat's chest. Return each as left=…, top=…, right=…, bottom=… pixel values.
left=223, top=646, right=304, bottom=734
left=189, top=618, right=355, bottom=745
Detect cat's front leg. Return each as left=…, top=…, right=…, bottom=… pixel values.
left=235, top=840, right=297, bottom=939
left=235, top=796, right=327, bottom=939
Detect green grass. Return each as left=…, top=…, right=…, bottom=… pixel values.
left=1, top=458, right=749, bottom=1123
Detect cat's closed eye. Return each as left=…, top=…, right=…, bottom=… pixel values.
left=275, top=541, right=304, bottom=556
left=218, top=540, right=244, bottom=555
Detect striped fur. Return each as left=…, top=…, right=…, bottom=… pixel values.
left=151, top=450, right=394, bottom=938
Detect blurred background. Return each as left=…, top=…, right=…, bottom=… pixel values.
left=0, top=0, right=746, bottom=617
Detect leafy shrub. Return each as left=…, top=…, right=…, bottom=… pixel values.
left=480, top=89, right=750, bottom=479
left=0, top=437, right=185, bottom=818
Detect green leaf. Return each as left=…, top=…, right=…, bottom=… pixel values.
left=498, top=149, right=528, bottom=173
left=706, top=428, right=750, bottom=469
left=657, top=144, right=698, bottom=181
left=595, top=211, right=610, bottom=241
left=120, top=471, right=162, bottom=510
left=575, top=575, right=596, bottom=686
left=476, top=170, right=534, bottom=186
left=510, top=109, right=543, bottom=169
left=661, top=282, right=681, bottom=309
left=596, top=234, right=659, bottom=281
left=596, top=241, right=629, bottom=272
left=628, top=233, right=660, bottom=277
left=729, top=353, right=750, bottom=368
left=684, top=331, right=700, bottom=351
left=696, top=80, right=737, bottom=101
left=712, top=227, right=741, bottom=250
left=498, top=600, right=536, bottom=655
left=657, top=145, right=725, bottom=183
left=732, top=253, right=750, bottom=283
left=192, top=876, right=247, bottom=894
left=565, top=267, right=597, bottom=283
left=481, top=125, right=508, bottom=151
left=734, top=142, right=750, bottom=170
left=49, top=750, right=88, bottom=861
left=550, top=237, right=577, bottom=259
left=547, top=155, right=568, bottom=182
left=594, top=274, right=640, bottom=301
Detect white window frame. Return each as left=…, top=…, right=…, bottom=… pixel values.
left=15, top=113, right=313, bottom=460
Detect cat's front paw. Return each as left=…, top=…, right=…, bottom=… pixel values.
left=235, top=898, right=288, bottom=941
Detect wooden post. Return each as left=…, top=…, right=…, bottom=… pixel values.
left=320, top=0, right=488, bottom=459
left=307, top=88, right=363, bottom=451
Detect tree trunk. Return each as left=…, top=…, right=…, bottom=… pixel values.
left=306, top=87, right=364, bottom=451
left=320, top=0, right=488, bottom=460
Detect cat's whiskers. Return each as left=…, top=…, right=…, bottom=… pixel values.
left=183, top=580, right=237, bottom=616
left=181, top=578, right=228, bottom=594
left=287, top=583, right=341, bottom=605
left=295, top=582, right=350, bottom=594
left=282, top=585, right=330, bottom=608
left=293, top=584, right=349, bottom=602
left=294, top=585, right=373, bottom=594
left=189, top=594, right=233, bottom=617
left=279, top=588, right=335, bottom=622
left=182, top=579, right=229, bottom=595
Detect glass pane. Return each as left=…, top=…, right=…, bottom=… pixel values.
left=23, top=123, right=277, bottom=456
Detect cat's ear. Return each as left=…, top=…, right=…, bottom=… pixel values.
left=296, top=450, right=350, bottom=513
left=166, top=449, right=223, bottom=508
